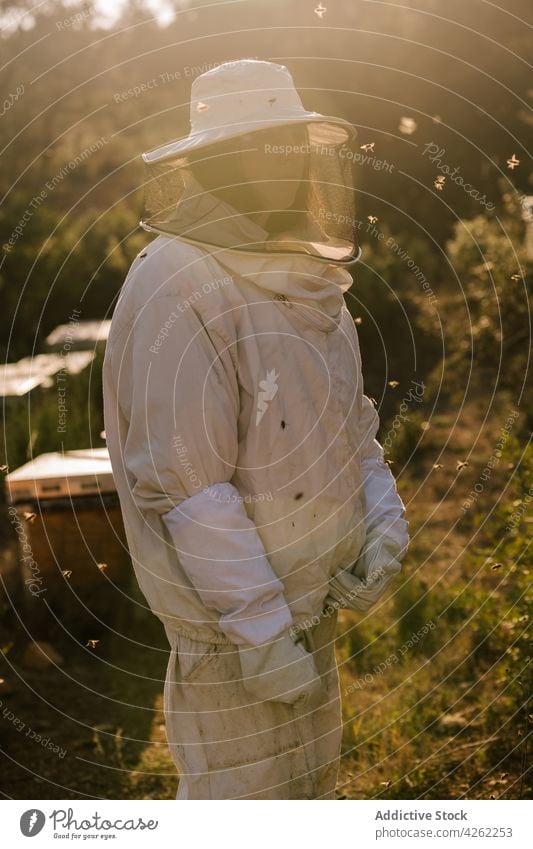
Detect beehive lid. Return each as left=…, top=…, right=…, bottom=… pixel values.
left=45, top=320, right=111, bottom=351
left=5, top=448, right=117, bottom=503
left=0, top=351, right=95, bottom=397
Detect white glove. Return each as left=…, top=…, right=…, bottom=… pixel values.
left=326, top=530, right=402, bottom=612
left=238, top=628, right=324, bottom=707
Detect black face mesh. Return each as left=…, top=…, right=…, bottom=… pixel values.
left=141, top=121, right=359, bottom=264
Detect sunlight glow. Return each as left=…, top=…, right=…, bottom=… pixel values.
left=91, top=0, right=178, bottom=28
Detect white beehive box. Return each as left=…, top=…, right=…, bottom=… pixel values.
left=5, top=448, right=116, bottom=503
left=4, top=448, right=130, bottom=621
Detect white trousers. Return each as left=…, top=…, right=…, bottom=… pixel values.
left=163, top=611, right=342, bottom=799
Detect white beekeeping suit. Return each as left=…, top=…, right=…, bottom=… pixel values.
left=103, top=59, right=409, bottom=799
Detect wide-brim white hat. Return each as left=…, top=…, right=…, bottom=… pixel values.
left=142, top=59, right=357, bottom=164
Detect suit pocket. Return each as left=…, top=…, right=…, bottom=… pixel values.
left=331, top=499, right=367, bottom=574
left=175, top=633, right=221, bottom=682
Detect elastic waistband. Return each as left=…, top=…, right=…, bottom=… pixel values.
left=162, top=607, right=337, bottom=648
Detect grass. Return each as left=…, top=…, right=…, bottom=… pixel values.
left=335, top=396, right=532, bottom=800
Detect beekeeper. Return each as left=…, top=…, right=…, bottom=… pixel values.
left=102, top=59, right=409, bottom=800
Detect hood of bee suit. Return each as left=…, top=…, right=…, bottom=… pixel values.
left=149, top=170, right=356, bottom=330
left=203, top=226, right=355, bottom=333
left=140, top=60, right=360, bottom=266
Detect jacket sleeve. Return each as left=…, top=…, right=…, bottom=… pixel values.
left=358, top=393, right=409, bottom=560
left=122, top=295, right=292, bottom=646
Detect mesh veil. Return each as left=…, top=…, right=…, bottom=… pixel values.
left=141, top=121, right=360, bottom=264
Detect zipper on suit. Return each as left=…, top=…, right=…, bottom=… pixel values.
left=274, top=293, right=293, bottom=308
left=273, top=292, right=337, bottom=331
